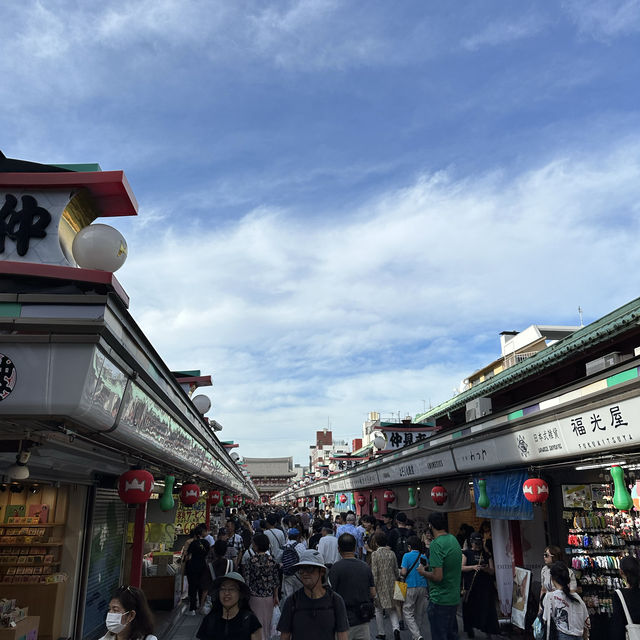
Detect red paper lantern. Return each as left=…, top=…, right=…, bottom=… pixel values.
left=321, top=495, right=327, bottom=503
left=339, top=493, right=348, bottom=503
left=357, top=495, right=366, bottom=507
left=209, top=490, right=221, bottom=504
left=383, top=490, right=396, bottom=504
left=223, top=494, right=232, bottom=507
left=523, top=478, right=549, bottom=503
left=118, top=469, right=154, bottom=504
left=431, top=485, right=448, bottom=506
left=180, top=483, right=201, bottom=506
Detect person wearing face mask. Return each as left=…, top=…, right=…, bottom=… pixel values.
left=197, top=572, right=262, bottom=640
left=100, top=585, right=156, bottom=640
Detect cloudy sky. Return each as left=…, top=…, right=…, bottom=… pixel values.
left=2, top=1, right=640, bottom=464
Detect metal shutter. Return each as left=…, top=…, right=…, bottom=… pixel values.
left=82, top=488, right=128, bottom=640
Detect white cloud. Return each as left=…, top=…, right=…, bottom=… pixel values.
left=113, top=138, right=640, bottom=462
left=461, top=15, right=547, bottom=51
left=563, top=0, right=640, bottom=40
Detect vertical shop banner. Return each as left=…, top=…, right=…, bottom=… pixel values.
left=491, top=519, right=515, bottom=618
left=175, top=497, right=208, bottom=534
left=511, top=567, right=532, bottom=629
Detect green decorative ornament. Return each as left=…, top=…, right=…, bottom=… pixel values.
left=408, top=487, right=417, bottom=507
left=159, top=475, right=175, bottom=511
left=610, top=465, right=633, bottom=511
left=335, top=494, right=339, bottom=506
left=373, top=497, right=379, bottom=513
left=477, top=479, right=490, bottom=509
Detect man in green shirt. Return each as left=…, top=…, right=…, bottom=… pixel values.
left=419, top=512, right=462, bottom=640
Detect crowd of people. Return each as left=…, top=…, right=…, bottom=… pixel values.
left=98, top=506, right=640, bottom=640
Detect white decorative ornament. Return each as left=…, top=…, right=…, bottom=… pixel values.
left=72, top=224, right=128, bottom=272
left=373, top=433, right=387, bottom=449
left=192, top=395, right=211, bottom=414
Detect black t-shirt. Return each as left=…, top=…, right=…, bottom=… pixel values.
left=328, top=558, right=375, bottom=626
left=388, top=527, right=414, bottom=566
left=308, top=533, right=322, bottom=550
left=278, top=588, right=349, bottom=640
left=612, top=589, right=640, bottom=640
left=187, top=539, right=210, bottom=573
left=197, top=608, right=261, bottom=640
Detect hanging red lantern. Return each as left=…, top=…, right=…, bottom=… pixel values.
left=339, top=493, right=347, bottom=503
left=321, top=495, right=327, bottom=503
left=223, top=494, right=232, bottom=507
left=180, top=483, right=201, bottom=506
left=357, top=495, right=366, bottom=507
left=209, top=489, right=221, bottom=504
left=522, top=478, right=549, bottom=503
left=118, top=469, right=154, bottom=504
left=383, top=490, right=396, bottom=504
left=431, top=485, right=448, bottom=506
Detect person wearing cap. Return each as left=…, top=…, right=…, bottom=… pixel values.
left=281, top=528, right=307, bottom=600
left=197, top=572, right=262, bottom=640
left=278, top=549, right=349, bottom=640
left=460, top=532, right=498, bottom=639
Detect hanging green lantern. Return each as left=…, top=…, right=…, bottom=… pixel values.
left=477, top=478, right=490, bottom=509
left=159, top=475, right=175, bottom=511
left=373, top=497, right=379, bottom=513
left=408, top=487, right=417, bottom=507
left=610, top=465, right=633, bottom=511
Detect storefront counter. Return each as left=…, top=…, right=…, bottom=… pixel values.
left=0, top=585, right=63, bottom=640
left=0, top=615, right=39, bottom=640
left=141, top=574, right=181, bottom=611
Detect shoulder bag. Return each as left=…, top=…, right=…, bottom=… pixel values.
left=394, top=553, right=422, bottom=602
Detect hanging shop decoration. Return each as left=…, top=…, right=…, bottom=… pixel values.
left=357, top=495, right=366, bottom=507
left=431, top=485, right=448, bottom=506
left=522, top=478, right=549, bottom=504
left=180, top=483, right=201, bottom=506
left=610, top=465, right=633, bottom=511
left=383, top=490, right=396, bottom=504
left=209, top=489, right=221, bottom=505
left=477, top=478, right=490, bottom=509
left=321, top=495, right=327, bottom=504
left=223, top=494, right=232, bottom=507
left=408, top=487, right=417, bottom=507
left=373, top=497, right=379, bottom=513
left=118, top=469, right=154, bottom=504
left=339, top=493, right=348, bottom=504
left=159, top=475, right=176, bottom=511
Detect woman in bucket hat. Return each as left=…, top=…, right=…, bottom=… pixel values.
left=196, top=572, right=262, bottom=640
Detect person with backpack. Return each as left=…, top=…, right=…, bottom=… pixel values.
left=388, top=513, right=414, bottom=568
left=612, top=555, right=640, bottom=640
left=281, top=528, right=305, bottom=600
left=542, top=562, right=589, bottom=640
left=264, top=514, right=286, bottom=563
left=278, top=549, right=349, bottom=640
left=400, top=536, right=429, bottom=640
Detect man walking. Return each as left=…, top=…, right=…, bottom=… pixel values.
left=317, top=524, right=341, bottom=568
left=278, top=549, right=349, bottom=640
left=418, top=512, right=462, bottom=640
left=336, top=513, right=364, bottom=558
left=264, top=513, right=286, bottom=562
left=329, top=533, right=376, bottom=640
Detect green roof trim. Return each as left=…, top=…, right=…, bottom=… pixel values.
left=607, top=368, right=638, bottom=387
left=0, top=302, right=21, bottom=318
left=52, top=163, right=102, bottom=172
left=508, top=409, right=524, bottom=420
left=414, top=295, right=640, bottom=422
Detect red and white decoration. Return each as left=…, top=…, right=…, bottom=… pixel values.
left=339, top=493, right=348, bottom=503
left=431, top=485, right=448, bottom=506
left=180, top=483, right=201, bottom=506
left=321, top=495, right=327, bottom=504
left=383, top=490, right=396, bottom=504
left=522, top=478, right=549, bottom=503
left=357, top=495, right=366, bottom=507
left=209, top=489, right=221, bottom=504
left=223, top=494, right=232, bottom=507
left=118, top=469, right=154, bottom=504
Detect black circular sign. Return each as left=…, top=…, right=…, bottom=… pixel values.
left=0, top=354, right=17, bottom=402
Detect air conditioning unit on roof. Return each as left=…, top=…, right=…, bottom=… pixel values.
left=586, top=352, right=623, bottom=376
left=465, top=397, right=492, bottom=423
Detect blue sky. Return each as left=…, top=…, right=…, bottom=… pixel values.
left=2, top=1, right=640, bottom=464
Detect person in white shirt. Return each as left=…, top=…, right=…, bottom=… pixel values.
left=264, top=514, right=286, bottom=562
left=317, top=525, right=341, bottom=568
left=542, top=562, right=590, bottom=640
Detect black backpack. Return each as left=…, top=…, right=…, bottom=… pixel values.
left=394, top=531, right=409, bottom=565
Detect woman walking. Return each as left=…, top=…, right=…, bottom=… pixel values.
left=542, top=562, right=590, bottom=640
left=370, top=531, right=400, bottom=640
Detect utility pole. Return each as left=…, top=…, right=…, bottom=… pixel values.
left=578, top=306, right=584, bottom=327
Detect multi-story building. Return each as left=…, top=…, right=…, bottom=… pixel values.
left=309, top=429, right=350, bottom=478
left=243, top=457, right=297, bottom=502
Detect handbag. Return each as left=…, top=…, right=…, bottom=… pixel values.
left=358, top=601, right=376, bottom=622
left=616, top=589, right=640, bottom=640
left=533, top=616, right=545, bottom=640
left=394, top=552, right=423, bottom=602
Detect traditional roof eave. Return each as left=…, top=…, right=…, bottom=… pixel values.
left=415, top=296, right=640, bottom=423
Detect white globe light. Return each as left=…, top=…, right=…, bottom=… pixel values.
left=230, top=452, right=240, bottom=461
left=373, top=433, right=387, bottom=449
left=192, top=395, right=212, bottom=414
left=7, top=464, right=29, bottom=480
left=72, top=224, right=128, bottom=272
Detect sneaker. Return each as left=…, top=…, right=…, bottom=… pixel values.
left=394, top=630, right=401, bottom=640
left=185, top=610, right=196, bottom=616
left=399, top=621, right=406, bottom=631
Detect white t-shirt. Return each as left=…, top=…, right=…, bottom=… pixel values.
left=265, top=528, right=286, bottom=559
left=543, top=589, right=590, bottom=638
left=541, top=565, right=577, bottom=593
left=317, top=534, right=341, bottom=565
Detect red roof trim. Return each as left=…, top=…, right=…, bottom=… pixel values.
left=379, top=426, right=441, bottom=433
left=175, top=375, right=213, bottom=386
left=0, top=171, right=138, bottom=217
left=0, top=260, right=129, bottom=308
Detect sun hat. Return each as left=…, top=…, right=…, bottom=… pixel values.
left=212, top=571, right=250, bottom=596
left=292, top=549, right=326, bottom=570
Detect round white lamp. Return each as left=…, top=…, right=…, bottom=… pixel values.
left=373, top=433, right=387, bottom=449
left=72, top=224, right=128, bottom=272
left=7, top=450, right=30, bottom=480
left=192, top=395, right=211, bottom=414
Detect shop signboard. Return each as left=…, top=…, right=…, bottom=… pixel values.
left=511, top=567, right=531, bottom=629
left=349, top=470, right=380, bottom=489
left=377, top=450, right=456, bottom=483
left=452, top=393, right=640, bottom=471
left=175, top=497, right=208, bottom=535
left=377, top=426, right=436, bottom=452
